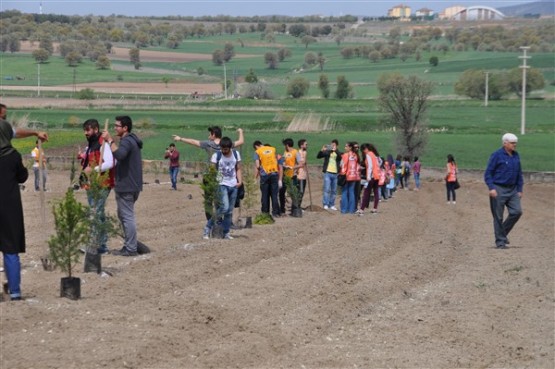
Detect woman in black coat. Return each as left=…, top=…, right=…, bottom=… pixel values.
left=0, top=121, right=29, bottom=301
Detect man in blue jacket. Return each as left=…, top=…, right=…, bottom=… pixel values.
left=484, top=133, right=523, bottom=249
left=103, top=116, right=143, bottom=256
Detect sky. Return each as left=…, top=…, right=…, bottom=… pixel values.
left=0, top=0, right=540, bottom=17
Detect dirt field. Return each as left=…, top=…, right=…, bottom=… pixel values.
left=1, top=169, right=553, bottom=368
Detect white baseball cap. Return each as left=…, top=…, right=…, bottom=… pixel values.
left=502, top=133, right=518, bottom=143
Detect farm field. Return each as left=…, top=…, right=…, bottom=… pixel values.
left=1, top=170, right=554, bottom=368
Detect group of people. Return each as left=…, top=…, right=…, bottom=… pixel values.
left=316, top=140, right=423, bottom=215
left=0, top=103, right=525, bottom=301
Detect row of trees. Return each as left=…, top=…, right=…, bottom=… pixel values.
left=1, top=10, right=552, bottom=54
left=455, top=67, right=545, bottom=100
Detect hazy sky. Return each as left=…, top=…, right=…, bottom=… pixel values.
left=1, top=1, right=540, bottom=17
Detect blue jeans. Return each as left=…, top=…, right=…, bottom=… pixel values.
left=260, top=174, right=280, bottom=216
left=169, top=166, right=179, bottom=189
left=414, top=173, right=420, bottom=189
left=341, top=181, right=356, bottom=213
left=489, top=185, right=523, bottom=247
left=87, top=188, right=111, bottom=252
left=322, top=172, right=338, bottom=207
left=33, top=167, right=47, bottom=191
left=115, top=191, right=140, bottom=253
left=3, top=253, right=21, bottom=299
left=206, top=185, right=238, bottom=235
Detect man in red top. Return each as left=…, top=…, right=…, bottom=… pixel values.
left=78, top=119, right=115, bottom=254
left=164, top=143, right=180, bottom=190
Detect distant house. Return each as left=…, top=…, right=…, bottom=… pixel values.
left=438, top=5, right=466, bottom=20
left=415, top=8, right=434, bottom=17
left=388, top=4, right=411, bottom=18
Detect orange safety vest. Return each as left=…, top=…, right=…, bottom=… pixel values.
left=366, top=152, right=380, bottom=181
left=341, top=152, right=360, bottom=182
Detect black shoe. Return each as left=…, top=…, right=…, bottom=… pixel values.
left=496, top=245, right=508, bottom=249
left=111, top=248, right=138, bottom=257
left=97, top=247, right=109, bottom=255
left=11, top=296, right=23, bottom=301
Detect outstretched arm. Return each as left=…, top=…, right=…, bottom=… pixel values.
left=15, top=128, right=48, bottom=142
left=173, top=135, right=201, bottom=147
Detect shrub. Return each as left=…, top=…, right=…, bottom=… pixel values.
left=77, top=88, right=96, bottom=100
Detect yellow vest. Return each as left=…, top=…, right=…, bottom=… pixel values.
left=283, top=148, right=297, bottom=178
left=256, top=146, right=278, bottom=174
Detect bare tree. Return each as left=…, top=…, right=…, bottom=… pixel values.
left=378, top=73, right=433, bottom=158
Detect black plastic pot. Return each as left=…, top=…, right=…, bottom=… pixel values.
left=61, top=277, right=81, bottom=300
left=84, top=252, right=101, bottom=274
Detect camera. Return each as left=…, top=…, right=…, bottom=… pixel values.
left=326, top=144, right=332, bottom=151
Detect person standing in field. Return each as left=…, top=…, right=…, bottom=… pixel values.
left=412, top=156, right=421, bottom=191
left=317, top=139, right=342, bottom=211
left=253, top=141, right=282, bottom=218
left=357, top=143, right=380, bottom=215
left=172, top=126, right=244, bottom=220
left=31, top=140, right=47, bottom=191
left=0, top=113, right=30, bottom=301
left=102, top=116, right=143, bottom=257
left=164, top=143, right=180, bottom=190
left=279, top=138, right=298, bottom=215
left=339, top=142, right=360, bottom=214
left=204, top=137, right=242, bottom=240
left=484, top=133, right=523, bottom=249
left=78, top=118, right=115, bottom=255
left=295, top=139, right=308, bottom=208
left=445, top=154, right=458, bottom=204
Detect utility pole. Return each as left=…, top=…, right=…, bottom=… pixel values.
left=519, top=46, right=530, bottom=135
left=223, top=62, right=227, bottom=99
left=37, top=63, right=41, bottom=97
left=484, top=71, right=489, bottom=107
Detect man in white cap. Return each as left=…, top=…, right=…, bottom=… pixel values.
left=484, top=133, right=523, bottom=249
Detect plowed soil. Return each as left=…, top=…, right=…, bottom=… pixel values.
left=1, top=169, right=554, bottom=368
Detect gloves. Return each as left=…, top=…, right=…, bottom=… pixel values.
left=278, top=180, right=283, bottom=189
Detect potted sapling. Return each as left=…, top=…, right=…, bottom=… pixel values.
left=47, top=188, right=89, bottom=300
left=284, top=176, right=303, bottom=218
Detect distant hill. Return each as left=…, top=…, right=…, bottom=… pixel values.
left=498, top=1, right=554, bottom=17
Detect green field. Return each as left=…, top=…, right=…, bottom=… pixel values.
left=3, top=30, right=554, bottom=172
left=9, top=98, right=554, bottom=172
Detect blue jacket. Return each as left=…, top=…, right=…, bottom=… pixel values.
left=484, top=147, right=523, bottom=192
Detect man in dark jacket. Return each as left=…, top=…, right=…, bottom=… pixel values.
left=316, top=139, right=342, bottom=210
left=484, top=133, right=524, bottom=249
left=102, top=116, right=143, bottom=256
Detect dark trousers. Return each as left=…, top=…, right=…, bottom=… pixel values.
left=489, top=185, right=522, bottom=247
left=260, top=174, right=280, bottom=216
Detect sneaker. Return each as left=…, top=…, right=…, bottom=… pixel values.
left=223, top=233, right=234, bottom=240
left=370, top=209, right=378, bottom=214
left=355, top=209, right=364, bottom=216
left=330, top=206, right=338, bottom=211
left=111, top=248, right=138, bottom=257
left=202, top=233, right=210, bottom=240
left=97, top=247, right=109, bottom=255
left=496, top=245, right=508, bottom=249
left=10, top=296, right=23, bottom=301
left=324, top=205, right=329, bottom=210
